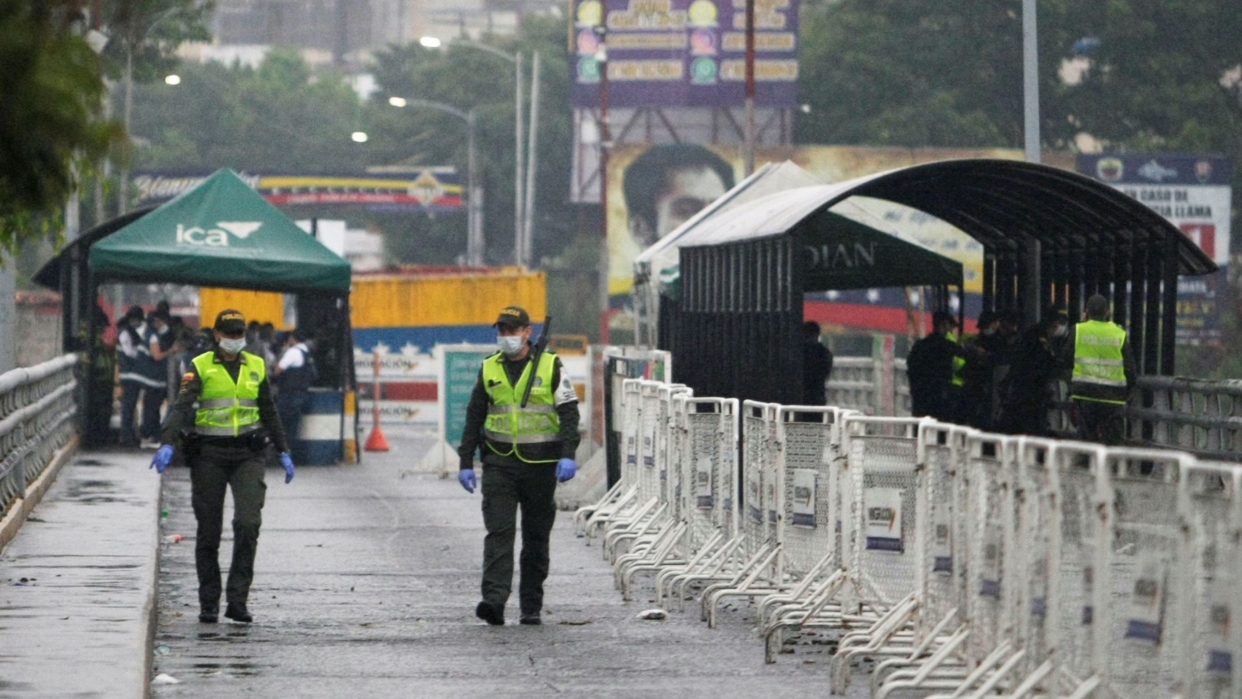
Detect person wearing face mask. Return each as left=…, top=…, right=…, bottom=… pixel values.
left=958, top=310, right=1001, bottom=429
left=456, top=305, right=580, bottom=626
left=150, top=309, right=295, bottom=624
left=998, top=310, right=1071, bottom=436
left=1068, top=293, right=1136, bottom=444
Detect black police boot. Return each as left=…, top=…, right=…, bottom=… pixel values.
left=519, top=611, right=542, bottom=626
left=475, top=600, right=505, bottom=626
left=198, top=604, right=218, bottom=623
left=224, top=603, right=252, bottom=624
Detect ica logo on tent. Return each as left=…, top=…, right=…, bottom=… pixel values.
left=176, top=221, right=262, bottom=246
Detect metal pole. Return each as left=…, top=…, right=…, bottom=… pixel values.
left=523, top=51, right=541, bottom=268
left=514, top=52, right=525, bottom=266
left=118, top=42, right=134, bottom=214
left=597, top=27, right=611, bottom=343
left=467, top=108, right=481, bottom=266
left=1022, top=0, right=1041, bottom=164
left=743, top=0, right=756, bottom=176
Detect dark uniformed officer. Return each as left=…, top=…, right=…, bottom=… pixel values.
left=906, top=311, right=965, bottom=421
left=1069, top=294, right=1136, bottom=444
left=457, top=306, right=580, bottom=626
left=149, top=309, right=296, bottom=624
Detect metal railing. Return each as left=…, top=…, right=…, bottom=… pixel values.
left=829, top=355, right=1242, bottom=460
left=1123, top=376, right=1242, bottom=460
left=0, top=355, right=79, bottom=516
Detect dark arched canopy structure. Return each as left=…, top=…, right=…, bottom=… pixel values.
left=667, top=159, right=1216, bottom=404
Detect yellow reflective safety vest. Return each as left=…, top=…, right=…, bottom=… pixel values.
left=482, top=350, right=560, bottom=464
left=947, top=331, right=966, bottom=387
left=1071, top=320, right=1128, bottom=404
left=192, top=351, right=266, bottom=436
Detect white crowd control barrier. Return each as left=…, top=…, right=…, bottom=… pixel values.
left=574, top=372, right=1242, bottom=698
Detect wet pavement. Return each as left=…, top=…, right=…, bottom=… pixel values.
left=0, top=450, right=161, bottom=699
left=150, top=434, right=846, bottom=698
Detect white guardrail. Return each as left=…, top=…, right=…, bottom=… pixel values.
left=0, top=355, right=78, bottom=516
left=574, top=374, right=1242, bottom=699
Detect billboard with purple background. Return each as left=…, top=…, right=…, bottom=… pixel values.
left=569, top=0, right=800, bottom=108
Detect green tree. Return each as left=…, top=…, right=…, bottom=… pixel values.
left=130, top=49, right=367, bottom=173
left=368, top=14, right=575, bottom=266
left=0, top=2, right=118, bottom=253
left=795, top=0, right=1075, bottom=148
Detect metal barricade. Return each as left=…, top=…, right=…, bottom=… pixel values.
left=840, top=416, right=924, bottom=613
left=1180, top=461, right=1242, bottom=699
left=1098, top=447, right=1193, bottom=698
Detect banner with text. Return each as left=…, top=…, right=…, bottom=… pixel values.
left=1077, top=153, right=1232, bottom=345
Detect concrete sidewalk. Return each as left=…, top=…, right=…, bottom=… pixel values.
left=150, top=435, right=847, bottom=698
left=0, top=448, right=162, bottom=699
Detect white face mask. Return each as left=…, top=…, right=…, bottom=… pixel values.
left=218, top=337, right=246, bottom=354
left=497, top=335, right=525, bottom=356
left=1053, top=324, right=1068, bottom=338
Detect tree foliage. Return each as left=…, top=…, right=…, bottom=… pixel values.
left=796, top=0, right=1241, bottom=167
left=102, top=0, right=214, bottom=83
left=0, top=2, right=119, bottom=254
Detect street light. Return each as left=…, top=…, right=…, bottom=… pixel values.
left=164, top=74, right=181, bottom=86
left=388, top=97, right=482, bottom=266
left=423, top=38, right=538, bottom=269
left=351, top=131, right=369, bottom=143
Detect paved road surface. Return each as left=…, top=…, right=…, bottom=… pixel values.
left=150, top=436, right=845, bottom=698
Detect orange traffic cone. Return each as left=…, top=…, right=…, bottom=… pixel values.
left=364, top=351, right=389, bottom=452
left=365, top=424, right=390, bottom=452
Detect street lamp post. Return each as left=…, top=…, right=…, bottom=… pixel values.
left=388, top=97, right=481, bottom=265
left=424, top=38, right=540, bottom=268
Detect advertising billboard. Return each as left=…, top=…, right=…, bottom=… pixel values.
left=1077, top=153, right=1232, bottom=345
left=569, top=0, right=800, bottom=108
left=131, top=170, right=464, bottom=213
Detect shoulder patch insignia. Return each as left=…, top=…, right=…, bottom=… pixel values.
left=181, top=372, right=195, bottom=384
left=250, top=372, right=260, bottom=380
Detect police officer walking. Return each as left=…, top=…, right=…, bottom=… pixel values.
left=457, top=306, right=580, bottom=626
left=149, top=309, right=296, bottom=624
left=1069, top=294, right=1136, bottom=444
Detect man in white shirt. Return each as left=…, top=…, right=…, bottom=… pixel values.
left=116, top=306, right=168, bottom=448
left=273, top=330, right=315, bottom=446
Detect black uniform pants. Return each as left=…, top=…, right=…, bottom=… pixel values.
left=190, top=444, right=267, bottom=609
left=1074, top=399, right=1125, bottom=445
left=480, top=462, right=558, bottom=614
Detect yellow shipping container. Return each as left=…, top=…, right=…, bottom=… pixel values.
left=199, top=268, right=546, bottom=332
left=200, top=288, right=290, bottom=330
left=350, top=269, right=546, bottom=329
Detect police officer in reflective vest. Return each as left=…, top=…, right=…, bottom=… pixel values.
left=149, top=309, right=296, bottom=624
left=1070, top=294, right=1136, bottom=444
left=457, top=306, right=580, bottom=626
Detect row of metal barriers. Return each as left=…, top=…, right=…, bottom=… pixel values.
left=574, top=378, right=1241, bottom=698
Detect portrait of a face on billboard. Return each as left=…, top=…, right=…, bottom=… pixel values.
left=623, top=144, right=736, bottom=248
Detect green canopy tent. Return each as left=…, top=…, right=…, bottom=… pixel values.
left=89, top=169, right=351, bottom=292
left=38, top=169, right=355, bottom=457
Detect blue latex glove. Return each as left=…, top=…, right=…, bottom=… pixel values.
left=280, top=452, right=295, bottom=483
left=556, top=458, right=577, bottom=483
left=458, top=468, right=477, bottom=493
left=150, top=445, right=174, bottom=474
